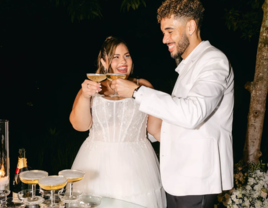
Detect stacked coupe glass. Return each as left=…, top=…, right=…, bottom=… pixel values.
left=13, top=169, right=102, bottom=208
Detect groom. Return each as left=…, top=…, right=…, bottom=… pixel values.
left=111, top=0, right=234, bottom=207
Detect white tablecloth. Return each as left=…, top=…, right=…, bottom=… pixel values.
left=99, top=197, right=146, bottom=208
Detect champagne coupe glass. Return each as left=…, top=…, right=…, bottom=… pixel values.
left=58, top=169, right=85, bottom=203
left=38, top=175, right=67, bottom=208
left=2, top=197, right=24, bottom=208
left=19, top=170, right=48, bottom=205
left=106, top=73, right=127, bottom=97
left=87, top=73, right=107, bottom=97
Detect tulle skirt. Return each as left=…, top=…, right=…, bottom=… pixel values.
left=72, top=138, right=166, bottom=208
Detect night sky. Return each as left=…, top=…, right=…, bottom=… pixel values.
left=0, top=0, right=265, bottom=187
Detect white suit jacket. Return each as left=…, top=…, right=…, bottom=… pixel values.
left=136, top=41, right=234, bottom=196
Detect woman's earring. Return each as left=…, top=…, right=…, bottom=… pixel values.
left=104, top=67, right=107, bottom=74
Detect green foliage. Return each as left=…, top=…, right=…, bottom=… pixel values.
left=51, top=0, right=102, bottom=22
left=223, top=0, right=264, bottom=41
left=217, top=160, right=268, bottom=207
left=121, top=0, right=146, bottom=12
left=232, top=159, right=265, bottom=189
left=32, top=127, right=87, bottom=175
left=233, top=160, right=249, bottom=188
left=50, top=0, right=147, bottom=22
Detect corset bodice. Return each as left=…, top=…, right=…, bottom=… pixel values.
left=89, top=96, right=148, bottom=142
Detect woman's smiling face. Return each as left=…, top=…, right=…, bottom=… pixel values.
left=110, top=43, right=133, bottom=76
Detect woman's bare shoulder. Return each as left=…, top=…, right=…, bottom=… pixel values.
left=138, top=78, right=153, bottom=89
left=129, top=77, right=153, bottom=88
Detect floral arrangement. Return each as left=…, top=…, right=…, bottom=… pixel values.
left=217, top=160, right=268, bottom=208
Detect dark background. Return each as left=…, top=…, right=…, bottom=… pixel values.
left=0, top=0, right=265, bottom=192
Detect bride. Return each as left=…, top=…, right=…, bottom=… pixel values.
left=69, top=36, right=166, bottom=208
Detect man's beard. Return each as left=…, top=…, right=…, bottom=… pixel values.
left=171, top=32, right=189, bottom=59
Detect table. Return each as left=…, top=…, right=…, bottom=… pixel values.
left=65, top=197, right=146, bottom=208
left=98, top=197, right=146, bottom=208
left=5, top=195, right=146, bottom=208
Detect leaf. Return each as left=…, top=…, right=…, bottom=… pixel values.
left=51, top=0, right=102, bottom=22
left=223, top=0, right=263, bottom=41
left=121, top=0, right=146, bottom=12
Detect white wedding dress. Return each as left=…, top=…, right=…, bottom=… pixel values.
left=72, top=96, right=166, bottom=208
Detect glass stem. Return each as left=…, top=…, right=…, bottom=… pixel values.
left=69, top=183, right=73, bottom=197
left=96, top=81, right=100, bottom=95
left=50, top=190, right=55, bottom=207
left=31, top=184, right=36, bottom=200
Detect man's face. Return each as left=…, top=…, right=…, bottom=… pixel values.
left=160, top=15, right=189, bottom=59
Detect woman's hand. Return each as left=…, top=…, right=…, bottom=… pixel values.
left=81, top=79, right=101, bottom=98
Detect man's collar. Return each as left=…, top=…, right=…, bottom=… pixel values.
left=175, top=41, right=210, bottom=73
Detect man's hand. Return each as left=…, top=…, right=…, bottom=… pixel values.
left=111, top=79, right=139, bottom=98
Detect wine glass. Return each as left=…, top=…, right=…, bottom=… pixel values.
left=19, top=170, right=48, bottom=205
left=17, top=189, right=44, bottom=206
left=58, top=169, right=85, bottom=203
left=87, top=73, right=107, bottom=96
left=106, top=73, right=127, bottom=97
left=38, top=175, right=67, bottom=208
left=1, top=197, right=24, bottom=208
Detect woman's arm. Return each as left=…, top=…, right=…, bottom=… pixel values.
left=69, top=79, right=100, bottom=131
left=138, top=79, right=162, bottom=142
left=147, top=115, right=162, bottom=142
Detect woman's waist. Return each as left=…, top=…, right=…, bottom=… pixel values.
left=88, top=129, right=147, bottom=142
left=82, top=138, right=152, bottom=153
left=86, top=137, right=148, bottom=144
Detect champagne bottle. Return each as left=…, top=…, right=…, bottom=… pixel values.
left=12, top=148, right=29, bottom=202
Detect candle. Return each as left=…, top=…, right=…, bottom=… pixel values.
left=0, top=176, right=9, bottom=190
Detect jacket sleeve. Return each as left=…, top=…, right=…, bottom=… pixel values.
left=135, top=57, right=230, bottom=129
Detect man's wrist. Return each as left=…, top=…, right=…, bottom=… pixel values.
left=132, top=85, right=142, bottom=99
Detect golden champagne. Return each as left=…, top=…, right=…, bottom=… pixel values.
left=20, top=178, right=39, bottom=184
left=58, top=169, right=85, bottom=183
left=66, top=176, right=84, bottom=183
left=38, top=175, right=67, bottom=191
left=106, top=73, right=126, bottom=81
left=87, top=74, right=106, bottom=83
left=39, top=182, right=67, bottom=191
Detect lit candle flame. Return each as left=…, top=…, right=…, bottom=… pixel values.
left=0, top=164, right=5, bottom=177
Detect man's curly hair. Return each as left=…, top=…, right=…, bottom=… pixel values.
left=157, top=0, right=205, bottom=30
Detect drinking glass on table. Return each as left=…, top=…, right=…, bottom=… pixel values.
left=87, top=73, right=107, bottom=96
left=38, top=175, right=67, bottom=208
left=19, top=170, right=48, bottom=205
left=58, top=169, right=85, bottom=203
left=106, top=73, right=127, bottom=97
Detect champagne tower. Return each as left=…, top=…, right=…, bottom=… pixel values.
left=0, top=120, right=10, bottom=204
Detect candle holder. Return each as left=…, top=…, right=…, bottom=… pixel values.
left=0, top=120, right=10, bottom=205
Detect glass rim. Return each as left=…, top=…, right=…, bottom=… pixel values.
left=59, top=169, right=85, bottom=173
left=0, top=119, right=9, bottom=123
left=58, top=169, right=85, bottom=176
left=19, top=170, right=49, bottom=180
left=81, top=194, right=102, bottom=199
left=86, top=73, right=106, bottom=76
left=38, top=175, right=67, bottom=186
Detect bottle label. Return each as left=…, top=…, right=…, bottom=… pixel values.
left=12, top=192, right=21, bottom=203
left=17, top=158, right=27, bottom=169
